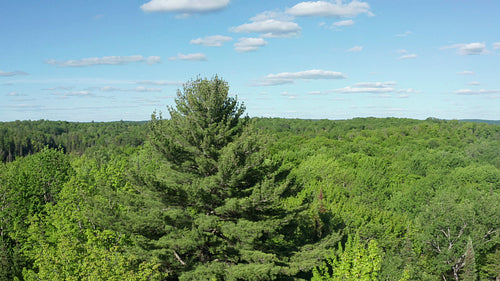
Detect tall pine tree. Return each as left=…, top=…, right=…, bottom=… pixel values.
left=130, top=76, right=312, bottom=280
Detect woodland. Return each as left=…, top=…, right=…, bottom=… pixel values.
left=0, top=77, right=499, bottom=281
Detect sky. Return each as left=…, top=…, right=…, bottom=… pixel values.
left=1, top=0, right=499, bottom=122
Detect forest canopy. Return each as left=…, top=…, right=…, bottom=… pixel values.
left=1, top=77, right=499, bottom=280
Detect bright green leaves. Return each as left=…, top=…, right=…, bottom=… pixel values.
left=21, top=152, right=165, bottom=280
left=312, top=234, right=382, bottom=281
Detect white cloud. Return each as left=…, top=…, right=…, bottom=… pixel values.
left=286, top=0, right=373, bottom=17
left=281, top=92, right=298, bottom=99
left=7, top=92, right=23, bottom=96
left=333, top=19, right=354, bottom=27
left=396, top=88, right=422, bottom=94
left=441, top=42, right=489, bottom=55
left=332, top=81, right=420, bottom=94
left=454, top=89, right=500, bottom=95
left=307, top=91, right=328, bottom=95
left=146, top=56, right=162, bottom=64
left=333, top=86, right=395, bottom=94
left=168, top=53, right=207, bottom=61
left=231, top=11, right=301, bottom=38
left=253, top=69, right=347, bottom=86
left=467, top=81, right=480, bottom=86
left=493, top=42, right=500, bottom=49
left=251, top=11, right=295, bottom=22
left=0, top=70, right=28, bottom=77
left=396, top=31, right=412, bottom=37
left=46, top=55, right=161, bottom=67
left=353, top=81, right=397, bottom=88
left=398, top=54, right=417, bottom=60
left=141, top=0, right=230, bottom=14
left=457, top=70, right=475, bottom=75
left=234, top=37, right=267, bottom=52
left=190, top=35, right=233, bottom=47
left=347, top=46, right=362, bottom=52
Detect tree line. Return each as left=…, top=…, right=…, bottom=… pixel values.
left=1, top=77, right=499, bottom=280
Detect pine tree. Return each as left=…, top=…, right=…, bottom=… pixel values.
left=460, top=238, right=477, bottom=281
left=133, top=76, right=302, bottom=280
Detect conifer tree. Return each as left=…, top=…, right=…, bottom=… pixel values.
left=460, top=238, right=477, bottom=281
left=135, top=76, right=306, bottom=280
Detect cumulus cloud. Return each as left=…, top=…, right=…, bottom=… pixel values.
left=141, top=0, right=230, bottom=14
left=441, top=42, right=489, bottom=55
left=457, top=70, right=475, bottom=75
left=234, top=37, right=268, bottom=52
left=190, top=35, right=233, bottom=47
left=454, top=89, right=500, bottom=95
left=333, top=19, right=354, bottom=27
left=0, top=70, right=28, bottom=77
left=398, top=54, right=417, bottom=60
left=493, top=42, right=500, bottom=49
left=347, top=46, right=363, bottom=52
left=286, top=0, right=373, bottom=17
left=252, top=69, right=347, bottom=86
left=46, top=55, right=161, bottom=67
left=231, top=11, right=301, bottom=38
left=168, top=53, right=207, bottom=61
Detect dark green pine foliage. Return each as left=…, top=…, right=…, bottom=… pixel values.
left=139, top=76, right=308, bottom=280
left=460, top=238, right=477, bottom=281
left=132, top=77, right=274, bottom=280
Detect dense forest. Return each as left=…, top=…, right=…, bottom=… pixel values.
left=1, top=77, right=499, bottom=280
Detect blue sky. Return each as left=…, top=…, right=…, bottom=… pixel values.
left=1, top=0, right=499, bottom=121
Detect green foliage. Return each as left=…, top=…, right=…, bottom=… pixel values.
left=20, top=150, right=165, bottom=280
left=0, top=120, right=147, bottom=162
left=482, top=248, right=500, bottom=280
left=2, top=91, right=500, bottom=280
left=312, top=234, right=382, bottom=281
left=416, top=188, right=500, bottom=280
left=0, top=147, right=73, bottom=280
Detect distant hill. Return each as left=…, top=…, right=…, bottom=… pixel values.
left=459, top=119, right=500, bottom=125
